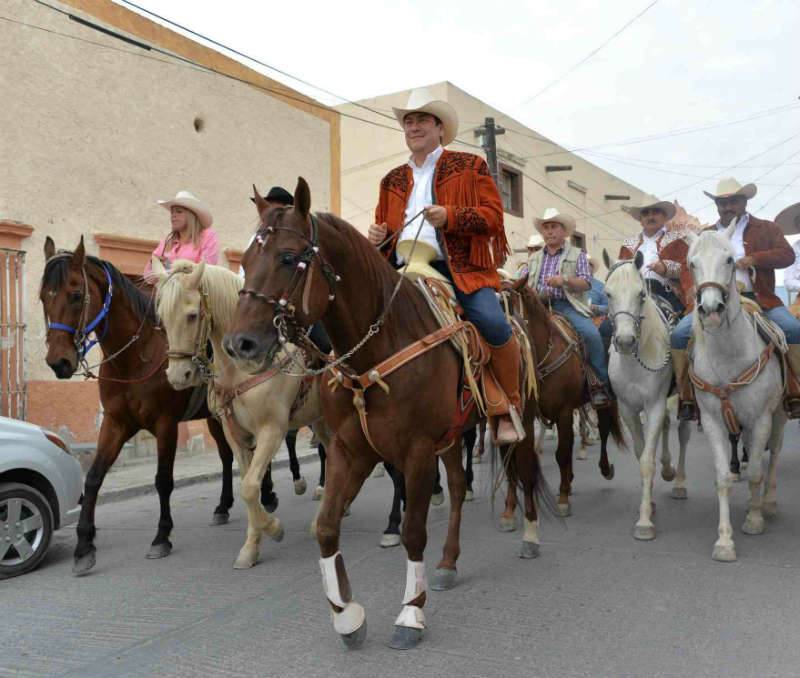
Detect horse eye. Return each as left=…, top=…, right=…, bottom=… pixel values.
left=69, top=291, right=83, bottom=304
left=280, top=252, right=296, bottom=265
left=726, top=256, right=734, bottom=265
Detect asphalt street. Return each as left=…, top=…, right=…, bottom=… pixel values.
left=4, top=422, right=800, bottom=678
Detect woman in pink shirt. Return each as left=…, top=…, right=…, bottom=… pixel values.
left=144, top=190, right=219, bottom=279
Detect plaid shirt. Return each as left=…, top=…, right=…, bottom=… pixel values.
left=536, top=246, right=591, bottom=300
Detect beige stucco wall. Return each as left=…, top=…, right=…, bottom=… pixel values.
left=338, top=81, right=656, bottom=273
left=1, top=0, right=338, bottom=437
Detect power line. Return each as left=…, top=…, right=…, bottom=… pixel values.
left=519, top=0, right=660, bottom=105
left=755, top=171, right=800, bottom=213
left=583, top=148, right=800, bottom=170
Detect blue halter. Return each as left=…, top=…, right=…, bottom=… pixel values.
left=48, top=263, right=114, bottom=360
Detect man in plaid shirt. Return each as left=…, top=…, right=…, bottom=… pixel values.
left=527, top=208, right=610, bottom=407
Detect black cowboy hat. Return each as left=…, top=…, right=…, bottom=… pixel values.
left=249, top=186, right=294, bottom=206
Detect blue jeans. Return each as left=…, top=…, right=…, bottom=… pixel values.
left=431, top=261, right=512, bottom=346
left=551, top=299, right=609, bottom=385
left=671, top=305, right=800, bottom=349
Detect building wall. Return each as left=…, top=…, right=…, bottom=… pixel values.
left=1, top=0, right=339, bottom=441
left=338, top=82, right=656, bottom=272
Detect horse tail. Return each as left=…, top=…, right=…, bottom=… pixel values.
left=603, top=400, right=627, bottom=451
left=529, top=439, right=562, bottom=521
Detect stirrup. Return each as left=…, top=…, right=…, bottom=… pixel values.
left=590, top=388, right=611, bottom=409
left=677, top=400, right=698, bottom=421
left=783, top=397, right=800, bottom=420
left=494, top=406, right=526, bottom=445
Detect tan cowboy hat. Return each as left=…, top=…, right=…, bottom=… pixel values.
left=392, top=87, right=459, bottom=147
left=703, top=177, right=757, bottom=201
left=157, top=190, right=213, bottom=229
left=622, top=200, right=676, bottom=222
left=534, top=207, right=576, bottom=236
left=527, top=233, right=545, bottom=249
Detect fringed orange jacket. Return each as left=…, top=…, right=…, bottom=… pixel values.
left=374, top=150, right=509, bottom=294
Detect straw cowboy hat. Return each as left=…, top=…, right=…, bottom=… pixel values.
left=527, top=233, right=545, bottom=249
left=393, top=87, right=459, bottom=147
left=622, top=200, right=676, bottom=222
left=157, top=191, right=213, bottom=229
left=703, top=177, right=757, bottom=201
left=534, top=207, right=576, bottom=236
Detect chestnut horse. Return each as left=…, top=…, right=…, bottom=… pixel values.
left=500, top=284, right=624, bottom=520
left=39, top=237, right=272, bottom=575
left=224, top=179, right=555, bottom=650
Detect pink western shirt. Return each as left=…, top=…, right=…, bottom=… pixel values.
left=144, top=228, right=220, bottom=276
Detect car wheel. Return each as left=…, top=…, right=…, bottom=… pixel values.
left=0, top=482, right=54, bottom=580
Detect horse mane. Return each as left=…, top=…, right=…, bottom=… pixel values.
left=156, top=260, right=243, bottom=332
left=42, top=252, right=156, bottom=323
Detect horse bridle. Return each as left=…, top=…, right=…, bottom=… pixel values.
left=162, top=277, right=214, bottom=382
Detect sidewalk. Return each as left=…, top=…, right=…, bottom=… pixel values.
left=96, top=436, right=321, bottom=505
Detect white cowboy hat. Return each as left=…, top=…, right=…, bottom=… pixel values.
left=527, top=233, right=545, bottom=249
left=392, top=87, right=459, bottom=147
left=703, top=177, right=757, bottom=201
left=157, top=191, right=214, bottom=229
left=534, top=207, right=576, bottom=236
left=622, top=200, right=676, bottom=222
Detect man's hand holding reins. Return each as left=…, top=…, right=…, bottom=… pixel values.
left=423, top=205, right=448, bottom=228
left=368, top=222, right=388, bottom=245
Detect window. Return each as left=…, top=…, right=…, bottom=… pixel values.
left=571, top=231, right=586, bottom=249
left=499, top=165, right=523, bottom=218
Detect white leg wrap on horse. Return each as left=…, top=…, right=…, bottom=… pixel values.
left=402, top=559, right=427, bottom=605
left=395, top=604, right=426, bottom=630
left=523, top=518, right=540, bottom=544
left=319, top=552, right=350, bottom=608
left=331, top=601, right=365, bottom=635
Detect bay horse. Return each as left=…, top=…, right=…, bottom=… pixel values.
left=39, top=237, right=271, bottom=575
left=686, top=227, right=785, bottom=562
left=224, top=178, right=554, bottom=650
left=500, top=283, right=625, bottom=521
left=152, top=258, right=337, bottom=568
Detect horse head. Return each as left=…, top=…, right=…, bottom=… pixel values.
left=687, top=226, right=738, bottom=330
left=40, top=236, right=107, bottom=379
left=153, top=258, right=209, bottom=389
left=603, top=248, right=647, bottom=355
left=224, top=177, right=334, bottom=373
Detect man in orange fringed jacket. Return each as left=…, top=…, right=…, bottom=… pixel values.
left=367, top=88, right=523, bottom=444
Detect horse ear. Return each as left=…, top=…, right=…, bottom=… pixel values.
left=722, top=221, right=737, bottom=241
left=44, top=236, right=56, bottom=260
left=294, top=177, right=311, bottom=218
left=253, top=185, right=269, bottom=218
left=684, top=230, right=699, bottom=248
left=150, top=256, right=167, bottom=281
left=633, top=249, right=644, bottom=271
left=71, top=236, right=86, bottom=270
left=185, top=261, right=205, bottom=290
left=602, top=248, right=613, bottom=270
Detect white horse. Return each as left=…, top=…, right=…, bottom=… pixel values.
left=152, top=259, right=328, bottom=569
left=603, top=250, right=690, bottom=541
left=687, top=227, right=786, bottom=562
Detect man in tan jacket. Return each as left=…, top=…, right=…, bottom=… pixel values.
left=671, top=178, right=800, bottom=420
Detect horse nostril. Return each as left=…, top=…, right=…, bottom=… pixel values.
left=237, top=337, right=256, bottom=356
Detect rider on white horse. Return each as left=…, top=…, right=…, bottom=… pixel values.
left=670, top=178, right=800, bottom=420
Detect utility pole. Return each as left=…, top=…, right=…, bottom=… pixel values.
left=475, top=117, right=505, bottom=187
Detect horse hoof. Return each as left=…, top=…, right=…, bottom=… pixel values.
left=341, top=619, right=368, bottom=650
left=498, top=516, right=517, bottom=532
left=263, top=496, right=279, bottom=513
left=270, top=524, right=285, bottom=542
left=634, top=525, right=656, bottom=541
left=146, top=541, right=172, bottom=559
left=210, top=512, right=229, bottom=526
left=661, top=466, right=676, bottom=482
left=380, top=533, right=401, bottom=548
left=388, top=625, right=423, bottom=650
left=762, top=501, right=778, bottom=518
left=431, top=491, right=445, bottom=507
left=473, top=454, right=483, bottom=465
left=671, top=486, right=688, bottom=500
left=371, top=465, right=385, bottom=478
left=557, top=503, right=571, bottom=517
left=431, top=567, right=457, bottom=590
left=313, top=486, right=324, bottom=501
left=729, top=472, right=742, bottom=483
left=742, top=515, right=765, bottom=535
left=577, top=448, right=588, bottom=460
left=464, top=489, right=475, bottom=502
left=72, top=551, right=96, bottom=576
left=602, top=464, right=615, bottom=481
left=740, top=462, right=749, bottom=471
left=519, top=541, right=540, bottom=559
left=712, top=543, right=737, bottom=562
left=294, top=477, right=308, bottom=495
left=233, top=550, right=258, bottom=569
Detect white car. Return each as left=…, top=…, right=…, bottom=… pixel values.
left=0, top=416, right=82, bottom=579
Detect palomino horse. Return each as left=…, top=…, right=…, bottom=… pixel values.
left=224, top=179, right=554, bottom=650
left=500, top=283, right=624, bottom=520
left=152, top=259, right=330, bottom=569
left=603, top=250, right=691, bottom=541
left=39, top=237, right=259, bottom=575
left=687, top=226, right=786, bottom=562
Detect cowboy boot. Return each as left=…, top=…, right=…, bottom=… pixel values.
left=488, top=335, right=525, bottom=445
left=671, top=348, right=698, bottom=421
left=585, top=368, right=611, bottom=409
left=783, top=345, right=800, bottom=419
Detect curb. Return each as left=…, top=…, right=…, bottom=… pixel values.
left=97, top=449, right=320, bottom=506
